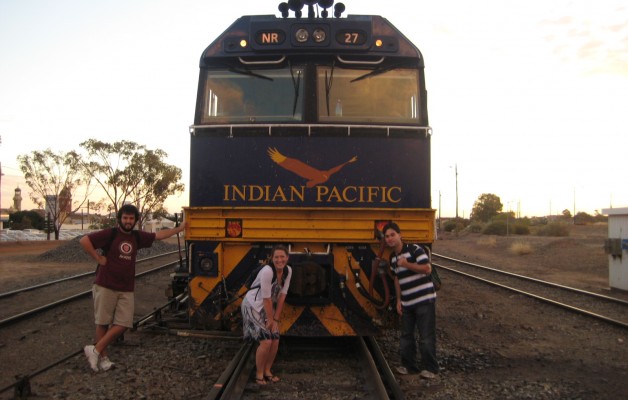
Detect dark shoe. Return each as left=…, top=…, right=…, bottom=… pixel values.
left=419, top=370, right=437, bottom=379
left=265, top=375, right=280, bottom=383
left=396, top=366, right=409, bottom=375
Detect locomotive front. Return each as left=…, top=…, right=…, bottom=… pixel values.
left=178, top=0, right=435, bottom=337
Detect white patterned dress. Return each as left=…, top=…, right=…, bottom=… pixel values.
left=241, top=265, right=291, bottom=341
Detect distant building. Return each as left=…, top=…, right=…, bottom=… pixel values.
left=59, top=187, right=72, bottom=213
left=12, top=186, right=22, bottom=212
left=143, top=215, right=176, bottom=233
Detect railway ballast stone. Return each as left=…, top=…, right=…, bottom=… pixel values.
left=35, top=236, right=180, bottom=263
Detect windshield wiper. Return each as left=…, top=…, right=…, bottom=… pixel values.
left=350, top=64, right=400, bottom=83
left=227, top=66, right=273, bottom=81
left=290, top=63, right=301, bottom=117
left=325, top=62, right=335, bottom=116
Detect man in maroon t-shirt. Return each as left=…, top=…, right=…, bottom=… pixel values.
left=79, top=204, right=185, bottom=372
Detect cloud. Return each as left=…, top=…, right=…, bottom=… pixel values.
left=539, top=2, right=628, bottom=76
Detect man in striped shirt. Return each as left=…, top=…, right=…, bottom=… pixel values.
left=383, top=221, right=439, bottom=379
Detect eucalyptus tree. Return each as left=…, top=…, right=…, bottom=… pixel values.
left=17, top=149, right=93, bottom=239
left=80, top=139, right=184, bottom=228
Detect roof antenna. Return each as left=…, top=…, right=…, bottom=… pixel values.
left=303, top=0, right=317, bottom=18
left=334, top=2, right=345, bottom=18
left=288, top=0, right=304, bottom=18
left=319, top=0, right=334, bottom=18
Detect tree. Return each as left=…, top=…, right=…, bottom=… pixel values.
left=17, top=149, right=92, bottom=239
left=127, top=148, right=185, bottom=227
left=80, top=139, right=184, bottom=227
left=9, top=210, right=45, bottom=230
left=470, top=193, right=503, bottom=222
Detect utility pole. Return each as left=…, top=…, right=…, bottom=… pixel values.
left=438, top=190, right=441, bottom=230
left=573, top=187, right=576, bottom=225
left=455, top=164, right=459, bottom=220
left=0, top=161, right=3, bottom=230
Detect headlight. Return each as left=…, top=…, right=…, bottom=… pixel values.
left=200, top=257, right=214, bottom=272
left=295, top=28, right=309, bottom=43
left=312, top=28, right=326, bottom=43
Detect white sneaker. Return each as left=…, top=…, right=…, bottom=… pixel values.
left=99, top=356, right=114, bottom=371
left=419, top=370, right=437, bottom=379
left=84, top=345, right=100, bottom=372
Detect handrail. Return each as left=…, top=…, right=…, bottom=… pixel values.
left=238, top=56, right=286, bottom=65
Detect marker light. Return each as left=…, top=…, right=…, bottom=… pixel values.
left=312, top=28, right=326, bottom=43
left=375, top=39, right=383, bottom=47
left=295, top=28, right=309, bottom=42
left=240, top=39, right=248, bottom=48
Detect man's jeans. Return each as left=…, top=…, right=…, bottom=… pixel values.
left=400, top=300, right=439, bottom=373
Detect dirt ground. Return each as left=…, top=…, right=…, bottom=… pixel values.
left=0, top=237, right=181, bottom=289
left=1, top=225, right=627, bottom=399
left=0, top=241, right=87, bottom=287
left=432, top=223, right=614, bottom=295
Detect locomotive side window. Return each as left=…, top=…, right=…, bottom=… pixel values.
left=316, top=67, right=420, bottom=124
left=200, top=68, right=304, bottom=124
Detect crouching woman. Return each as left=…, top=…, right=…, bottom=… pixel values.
left=241, top=244, right=292, bottom=385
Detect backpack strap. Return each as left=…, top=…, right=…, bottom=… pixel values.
left=249, top=265, right=272, bottom=291
left=102, top=227, right=118, bottom=256
left=281, top=265, right=291, bottom=286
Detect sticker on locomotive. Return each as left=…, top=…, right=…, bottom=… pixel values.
left=268, top=147, right=357, bottom=188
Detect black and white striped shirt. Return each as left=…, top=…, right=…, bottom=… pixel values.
left=390, top=243, right=437, bottom=307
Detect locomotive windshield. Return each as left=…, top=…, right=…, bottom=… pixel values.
left=198, top=65, right=421, bottom=125
left=200, top=67, right=304, bottom=124
left=317, top=67, right=419, bottom=124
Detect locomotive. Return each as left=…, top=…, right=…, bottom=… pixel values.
left=177, top=0, right=435, bottom=337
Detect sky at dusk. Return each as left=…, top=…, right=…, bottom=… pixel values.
left=1, top=0, right=627, bottom=219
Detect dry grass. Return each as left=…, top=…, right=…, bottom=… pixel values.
left=477, top=236, right=497, bottom=246
left=509, top=241, right=533, bottom=255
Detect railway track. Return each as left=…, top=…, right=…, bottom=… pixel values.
left=0, top=251, right=183, bottom=328
left=0, top=251, right=180, bottom=300
left=0, top=252, right=186, bottom=396
left=206, top=336, right=403, bottom=400
left=432, top=253, right=628, bottom=329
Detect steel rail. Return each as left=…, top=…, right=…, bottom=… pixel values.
left=364, top=336, right=405, bottom=400
left=0, top=250, right=181, bottom=299
left=0, top=260, right=183, bottom=329
left=434, top=262, right=628, bottom=330
left=433, top=253, right=628, bottom=306
left=205, top=342, right=254, bottom=400
left=357, top=336, right=397, bottom=400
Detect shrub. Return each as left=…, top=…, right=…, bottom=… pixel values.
left=468, top=222, right=483, bottom=233
left=536, top=222, right=571, bottom=237
left=443, top=220, right=457, bottom=232
left=444, top=220, right=467, bottom=232
left=512, top=224, right=530, bottom=235
left=482, top=221, right=507, bottom=235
